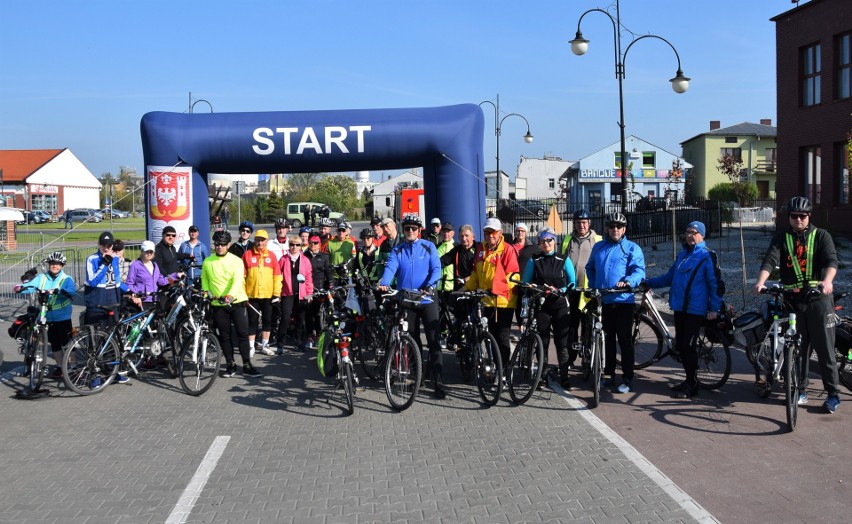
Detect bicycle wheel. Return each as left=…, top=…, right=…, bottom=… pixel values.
left=456, top=325, right=474, bottom=383
left=591, top=331, right=603, bottom=408
left=784, top=341, right=800, bottom=432
left=28, top=328, right=48, bottom=391
left=695, top=334, right=732, bottom=390
left=62, top=328, right=120, bottom=396
left=628, top=314, right=664, bottom=369
left=475, top=331, right=503, bottom=406
left=355, top=319, right=384, bottom=381
left=836, top=347, right=852, bottom=393
left=159, top=324, right=179, bottom=379
left=342, top=360, right=356, bottom=416
left=507, top=332, right=544, bottom=405
left=178, top=330, right=221, bottom=396
left=384, top=333, right=422, bottom=411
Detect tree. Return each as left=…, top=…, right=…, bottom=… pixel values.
left=265, top=189, right=284, bottom=222
left=285, top=173, right=324, bottom=202
left=309, top=174, right=358, bottom=215
left=716, top=154, right=752, bottom=206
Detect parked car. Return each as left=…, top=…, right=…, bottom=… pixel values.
left=512, top=199, right=549, bottom=219
left=15, top=212, right=47, bottom=225
left=33, top=210, right=55, bottom=223
left=100, top=208, right=128, bottom=218
left=66, top=209, right=102, bottom=223
left=285, top=202, right=343, bottom=228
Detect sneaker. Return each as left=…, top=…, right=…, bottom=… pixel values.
left=140, top=359, right=158, bottom=370
left=670, top=381, right=688, bottom=392
left=89, top=376, right=103, bottom=389
left=823, top=395, right=840, bottom=414
left=672, top=382, right=698, bottom=399
left=49, top=367, right=63, bottom=380
left=797, top=392, right=809, bottom=406
left=616, top=378, right=633, bottom=394
left=560, top=376, right=573, bottom=390
left=114, top=372, right=130, bottom=384
left=600, top=375, right=615, bottom=388
left=242, top=362, right=262, bottom=378
left=258, top=346, right=276, bottom=356
left=249, top=347, right=256, bottom=358
left=223, top=362, right=237, bottom=378
left=434, top=380, right=447, bottom=400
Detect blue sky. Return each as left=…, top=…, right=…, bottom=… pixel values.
left=1, top=0, right=786, bottom=181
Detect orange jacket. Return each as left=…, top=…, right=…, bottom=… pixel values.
left=243, top=247, right=282, bottom=298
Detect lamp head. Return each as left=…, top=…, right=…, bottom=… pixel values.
left=523, top=131, right=534, bottom=144
left=569, top=32, right=589, bottom=55
left=670, top=70, right=690, bottom=93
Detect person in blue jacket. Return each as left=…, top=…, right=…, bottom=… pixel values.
left=585, top=212, right=646, bottom=394
left=378, top=214, right=445, bottom=398
left=645, top=221, right=721, bottom=399
left=16, top=251, right=77, bottom=379
left=84, top=232, right=128, bottom=326
left=521, top=230, right=576, bottom=388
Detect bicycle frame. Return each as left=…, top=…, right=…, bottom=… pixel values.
left=636, top=289, right=674, bottom=358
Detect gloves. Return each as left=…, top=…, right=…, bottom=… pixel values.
left=271, top=297, right=280, bottom=304
left=13, top=285, right=23, bottom=293
left=102, top=254, right=113, bottom=264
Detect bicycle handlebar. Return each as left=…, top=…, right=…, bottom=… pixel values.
left=760, top=282, right=824, bottom=299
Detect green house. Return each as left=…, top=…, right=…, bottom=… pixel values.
left=681, top=120, right=777, bottom=199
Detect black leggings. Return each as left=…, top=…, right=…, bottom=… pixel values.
left=602, top=303, right=635, bottom=380
left=405, top=301, right=443, bottom=380
left=673, top=311, right=703, bottom=385
left=212, top=303, right=251, bottom=364
left=248, top=298, right=272, bottom=332
left=484, top=307, right=515, bottom=373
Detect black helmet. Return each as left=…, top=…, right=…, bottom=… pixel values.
left=360, top=227, right=376, bottom=239
left=605, top=212, right=627, bottom=226
left=212, top=230, right=232, bottom=245
left=369, top=216, right=383, bottom=226
left=401, top=214, right=423, bottom=228
left=573, top=209, right=591, bottom=220
left=275, top=217, right=290, bottom=229
left=786, top=196, right=812, bottom=214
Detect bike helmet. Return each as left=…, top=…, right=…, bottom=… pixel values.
left=604, top=212, right=627, bottom=226
left=275, top=217, right=290, bottom=229
left=400, top=214, right=423, bottom=228
left=360, top=227, right=376, bottom=239
left=572, top=209, right=591, bottom=220
left=238, top=220, right=254, bottom=232
left=45, top=251, right=67, bottom=265
left=299, top=226, right=312, bottom=234
left=786, top=196, right=812, bottom=214
left=370, top=216, right=383, bottom=226
left=212, top=230, right=232, bottom=245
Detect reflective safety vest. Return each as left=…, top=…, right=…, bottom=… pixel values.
left=784, top=231, right=819, bottom=289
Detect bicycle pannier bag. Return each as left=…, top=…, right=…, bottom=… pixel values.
left=316, top=331, right=338, bottom=378
left=732, top=311, right=765, bottom=347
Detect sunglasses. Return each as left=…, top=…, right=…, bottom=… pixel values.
left=539, top=238, right=555, bottom=243
left=685, top=230, right=700, bottom=236
left=789, top=213, right=809, bottom=220
left=164, top=233, right=176, bottom=238
left=214, top=242, right=229, bottom=247
left=403, top=226, right=419, bottom=232
left=310, top=241, right=320, bottom=244
left=240, top=228, right=252, bottom=233
left=607, top=223, right=626, bottom=229
left=290, top=243, right=302, bottom=247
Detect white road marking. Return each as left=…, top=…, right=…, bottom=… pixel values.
left=165, top=435, right=230, bottom=524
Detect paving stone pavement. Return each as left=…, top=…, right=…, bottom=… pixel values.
left=0, top=327, right=709, bottom=524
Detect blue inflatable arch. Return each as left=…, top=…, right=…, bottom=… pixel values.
left=140, top=104, right=485, bottom=243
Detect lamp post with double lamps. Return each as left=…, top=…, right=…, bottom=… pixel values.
left=569, top=0, right=690, bottom=214
left=479, top=95, right=534, bottom=204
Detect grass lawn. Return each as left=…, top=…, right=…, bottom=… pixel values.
left=13, top=218, right=148, bottom=244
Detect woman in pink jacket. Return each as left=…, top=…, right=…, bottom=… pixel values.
left=279, top=234, right=314, bottom=352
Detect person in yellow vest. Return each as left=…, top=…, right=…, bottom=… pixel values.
left=562, top=209, right=603, bottom=370
left=754, top=196, right=840, bottom=414
left=243, top=229, right=282, bottom=356
left=15, top=251, right=77, bottom=380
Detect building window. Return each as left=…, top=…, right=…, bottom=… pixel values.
left=802, top=43, right=821, bottom=106
left=803, top=146, right=822, bottom=205
left=837, top=32, right=851, bottom=100
left=642, top=152, right=655, bottom=168
left=720, top=148, right=742, bottom=162
left=31, top=194, right=58, bottom=213
left=839, top=142, right=850, bottom=205
left=547, top=178, right=555, bottom=189
left=725, top=137, right=737, bottom=144
left=614, top=151, right=623, bottom=169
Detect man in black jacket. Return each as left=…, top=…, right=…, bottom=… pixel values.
left=155, top=225, right=191, bottom=278
left=303, top=232, right=333, bottom=348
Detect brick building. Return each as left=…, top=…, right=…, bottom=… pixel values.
left=771, top=0, right=852, bottom=230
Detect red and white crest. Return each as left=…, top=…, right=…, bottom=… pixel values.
left=149, top=167, right=191, bottom=221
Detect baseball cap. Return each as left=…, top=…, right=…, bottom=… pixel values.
left=380, top=217, right=395, bottom=227
left=430, top=217, right=442, bottom=226
left=141, top=240, right=156, bottom=252
left=254, top=229, right=269, bottom=240
left=162, top=225, right=176, bottom=235
left=440, top=222, right=454, bottom=231
left=483, top=217, right=502, bottom=232
left=309, top=234, right=321, bottom=242
left=188, top=225, right=199, bottom=232
left=370, top=216, right=383, bottom=225
left=538, top=231, right=557, bottom=241
left=98, top=232, right=114, bottom=246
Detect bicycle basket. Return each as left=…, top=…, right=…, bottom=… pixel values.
left=316, top=331, right=338, bottom=378
left=732, top=311, right=765, bottom=347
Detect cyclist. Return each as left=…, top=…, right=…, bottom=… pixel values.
left=328, top=221, right=357, bottom=269
left=521, top=230, right=576, bottom=388
left=379, top=218, right=402, bottom=259
left=229, top=220, right=255, bottom=258
left=16, top=251, right=76, bottom=379
left=317, top=217, right=334, bottom=253
left=202, top=230, right=261, bottom=378
left=279, top=234, right=314, bottom=352
left=354, top=227, right=382, bottom=283
left=753, top=196, right=841, bottom=413
left=303, top=232, right=333, bottom=349
left=178, top=225, right=209, bottom=283
left=644, top=221, right=721, bottom=399
left=243, top=229, right=282, bottom=356
left=298, top=226, right=312, bottom=251
left=586, top=212, right=645, bottom=394
left=426, top=217, right=442, bottom=246
left=511, top=222, right=542, bottom=338
left=379, top=214, right=445, bottom=398
left=84, top=232, right=127, bottom=325
left=464, top=217, right=520, bottom=375
left=439, top=224, right=477, bottom=291
left=154, top=225, right=191, bottom=278
left=267, top=218, right=291, bottom=260
left=371, top=216, right=386, bottom=246
left=563, top=209, right=603, bottom=368
left=436, top=222, right=457, bottom=292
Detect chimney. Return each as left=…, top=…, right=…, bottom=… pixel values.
left=760, top=118, right=772, bottom=126
left=710, top=120, right=721, bottom=131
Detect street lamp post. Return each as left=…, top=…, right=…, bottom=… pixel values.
left=188, top=91, right=213, bottom=114
left=479, top=95, right=534, bottom=205
left=569, top=0, right=690, bottom=214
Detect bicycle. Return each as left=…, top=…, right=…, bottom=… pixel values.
left=379, top=289, right=424, bottom=411
left=14, top=288, right=56, bottom=395
left=449, top=290, right=502, bottom=406
left=629, top=286, right=732, bottom=390
left=176, top=289, right=222, bottom=396
left=62, top=294, right=161, bottom=395
left=318, top=301, right=359, bottom=415
left=505, top=280, right=548, bottom=405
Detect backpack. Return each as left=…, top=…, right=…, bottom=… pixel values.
left=709, top=249, right=726, bottom=298
left=316, top=331, right=338, bottom=378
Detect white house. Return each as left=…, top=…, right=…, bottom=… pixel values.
left=0, top=148, right=101, bottom=212
left=371, top=171, right=423, bottom=217
left=515, top=155, right=576, bottom=199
